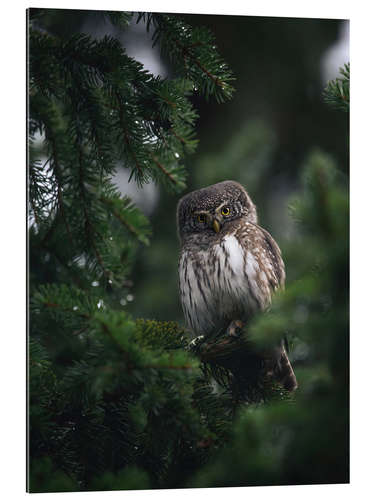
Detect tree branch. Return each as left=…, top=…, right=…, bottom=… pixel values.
left=151, top=154, right=178, bottom=185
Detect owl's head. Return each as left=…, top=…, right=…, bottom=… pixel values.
left=177, top=180, right=257, bottom=243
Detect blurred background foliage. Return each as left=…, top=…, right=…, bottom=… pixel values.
left=28, top=8, right=349, bottom=492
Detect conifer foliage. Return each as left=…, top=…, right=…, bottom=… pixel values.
left=28, top=9, right=235, bottom=492
left=323, top=63, right=349, bottom=112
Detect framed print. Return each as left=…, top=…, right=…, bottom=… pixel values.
left=27, top=7, right=349, bottom=493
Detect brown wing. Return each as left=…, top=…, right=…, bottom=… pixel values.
left=254, top=223, right=285, bottom=291
left=233, top=220, right=285, bottom=311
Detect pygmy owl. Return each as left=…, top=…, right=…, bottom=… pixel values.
left=177, top=180, right=297, bottom=391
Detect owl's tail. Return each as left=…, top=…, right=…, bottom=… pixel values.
left=275, top=340, right=298, bottom=391
left=265, top=340, right=298, bottom=391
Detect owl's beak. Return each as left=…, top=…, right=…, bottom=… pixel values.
left=212, top=218, right=221, bottom=233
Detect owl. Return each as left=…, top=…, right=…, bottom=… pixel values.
left=177, top=180, right=297, bottom=391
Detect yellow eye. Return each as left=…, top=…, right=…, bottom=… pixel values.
left=197, top=214, right=206, bottom=223
left=221, top=207, right=230, bottom=216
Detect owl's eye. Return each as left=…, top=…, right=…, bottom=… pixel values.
left=221, top=206, right=230, bottom=216
left=196, top=214, right=206, bottom=223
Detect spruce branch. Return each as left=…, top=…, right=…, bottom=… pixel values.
left=29, top=162, right=43, bottom=228
left=151, top=154, right=178, bottom=185
left=170, top=127, right=187, bottom=145
left=99, top=195, right=151, bottom=245
left=76, top=145, right=110, bottom=280
left=42, top=299, right=91, bottom=320
left=323, top=63, right=350, bottom=112
left=137, top=13, right=235, bottom=102
left=54, top=165, right=75, bottom=250
left=173, top=36, right=226, bottom=89
left=114, top=90, right=145, bottom=183
left=104, top=11, right=133, bottom=29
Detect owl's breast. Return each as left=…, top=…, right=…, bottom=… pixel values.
left=179, top=234, right=274, bottom=336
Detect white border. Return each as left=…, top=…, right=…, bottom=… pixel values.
left=21, top=1, right=350, bottom=19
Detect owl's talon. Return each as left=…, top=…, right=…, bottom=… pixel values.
left=227, top=320, right=244, bottom=337
left=188, top=335, right=205, bottom=350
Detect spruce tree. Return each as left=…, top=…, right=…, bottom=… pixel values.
left=28, top=8, right=349, bottom=492
left=28, top=9, right=235, bottom=492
